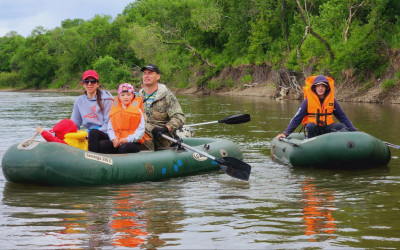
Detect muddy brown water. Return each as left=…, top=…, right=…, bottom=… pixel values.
left=0, top=91, right=399, bottom=249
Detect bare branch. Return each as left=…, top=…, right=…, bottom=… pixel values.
left=344, top=1, right=365, bottom=43
left=295, top=0, right=335, bottom=60
left=297, top=26, right=310, bottom=78
left=163, top=41, right=215, bottom=67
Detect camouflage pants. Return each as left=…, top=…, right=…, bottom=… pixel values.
left=142, top=131, right=174, bottom=151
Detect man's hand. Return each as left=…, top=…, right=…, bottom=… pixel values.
left=151, top=126, right=169, bottom=138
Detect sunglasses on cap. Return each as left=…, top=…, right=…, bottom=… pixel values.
left=82, top=79, right=98, bottom=84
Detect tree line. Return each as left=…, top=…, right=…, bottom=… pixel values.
left=0, top=0, right=399, bottom=91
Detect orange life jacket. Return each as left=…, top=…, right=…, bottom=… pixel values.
left=110, top=97, right=149, bottom=144
left=302, top=76, right=335, bottom=127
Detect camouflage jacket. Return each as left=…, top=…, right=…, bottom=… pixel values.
left=138, top=83, right=185, bottom=150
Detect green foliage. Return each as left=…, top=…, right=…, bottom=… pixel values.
left=381, top=79, right=398, bottom=91
left=0, top=0, right=399, bottom=92
left=225, top=77, right=234, bottom=88
left=0, top=71, right=22, bottom=88
left=195, top=67, right=219, bottom=88
left=207, top=79, right=220, bottom=90
left=93, top=56, right=132, bottom=90
left=241, top=74, right=253, bottom=83
left=361, top=81, right=373, bottom=91
left=0, top=33, right=24, bottom=72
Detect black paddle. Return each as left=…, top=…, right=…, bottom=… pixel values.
left=160, top=133, right=251, bottom=181
left=183, top=114, right=250, bottom=127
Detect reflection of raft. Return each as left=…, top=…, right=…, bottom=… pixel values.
left=271, top=132, right=391, bottom=168
left=2, top=138, right=243, bottom=186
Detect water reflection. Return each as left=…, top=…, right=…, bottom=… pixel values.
left=1, top=181, right=188, bottom=248
left=110, top=190, right=149, bottom=248
left=301, top=178, right=336, bottom=241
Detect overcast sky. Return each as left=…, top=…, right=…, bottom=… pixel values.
left=0, top=0, right=133, bottom=37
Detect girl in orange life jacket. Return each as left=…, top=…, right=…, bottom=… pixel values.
left=276, top=75, right=357, bottom=140
left=97, top=83, right=146, bottom=154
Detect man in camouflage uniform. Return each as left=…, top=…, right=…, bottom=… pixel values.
left=138, top=63, right=185, bottom=150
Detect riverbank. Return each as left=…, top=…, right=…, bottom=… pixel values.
left=176, top=65, right=400, bottom=104
left=2, top=65, right=400, bottom=104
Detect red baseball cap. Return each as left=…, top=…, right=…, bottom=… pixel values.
left=82, top=70, right=99, bottom=80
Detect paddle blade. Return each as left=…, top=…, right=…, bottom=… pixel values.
left=218, top=114, right=251, bottom=125
left=215, top=157, right=251, bottom=181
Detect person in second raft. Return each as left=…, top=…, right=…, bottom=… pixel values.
left=276, top=75, right=357, bottom=140
left=98, top=83, right=146, bottom=154
left=71, top=70, right=114, bottom=152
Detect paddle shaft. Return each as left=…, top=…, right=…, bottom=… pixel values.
left=160, top=134, right=217, bottom=161
left=183, top=114, right=250, bottom=128
left=383, top=141, right=400, bottom=150
left=280, top=137, right=300, bottom=146
left=183, top=121, right=219, bottom=127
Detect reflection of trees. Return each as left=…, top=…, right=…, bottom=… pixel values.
left=301, top=179, right=336, bottom=241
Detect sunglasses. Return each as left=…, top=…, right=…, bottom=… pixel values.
left=82, top=79, right=98, bottom=84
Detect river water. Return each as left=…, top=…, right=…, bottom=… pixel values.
left=0, top=91, right=400, bottom=249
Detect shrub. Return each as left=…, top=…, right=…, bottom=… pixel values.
left=225, top=77, right=234, bottom=88
left=207, top=79, right=220, bottom=90
left=361, top=81, right=373, bottom=91
left=0, top=71, right=23, bottom=88
left=241, top=74, right=252, bottom=83
left=381, top=79, right=398, bottom=92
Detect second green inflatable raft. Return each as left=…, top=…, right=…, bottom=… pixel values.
left=271, top=132, right=391, bottom=168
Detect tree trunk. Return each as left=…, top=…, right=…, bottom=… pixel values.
left=344, top=1, right=365, bottom=43
left=297, top=26, right=310, bottom=78
left=281, top=0, right=290, bottom=53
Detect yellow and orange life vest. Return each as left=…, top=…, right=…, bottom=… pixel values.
left=302, top=76, right=335, bottom=127
left=109, top=97, right=149, bottom=144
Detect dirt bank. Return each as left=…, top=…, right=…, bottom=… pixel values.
left=177, top=64, right=400, bottom=104
left=3, top=64, right=400, bottom=104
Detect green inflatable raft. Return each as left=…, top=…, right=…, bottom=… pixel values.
left=271, top=132, right=391, bottom=168
left=1, top=137, right=245, bottom=186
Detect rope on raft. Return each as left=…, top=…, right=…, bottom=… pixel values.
left=22, top=132, right=39, bottom=147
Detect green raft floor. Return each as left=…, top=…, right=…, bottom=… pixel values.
left=271, top=132, right=391, bottom=168
left=1, top=137, right=244, bottom=186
